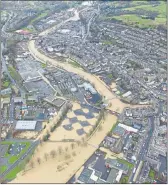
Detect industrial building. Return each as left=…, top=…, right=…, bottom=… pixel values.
left=15, top=120, right=37, bottom=131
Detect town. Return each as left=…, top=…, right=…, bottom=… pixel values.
left=0, top=1, right=167, bottom=184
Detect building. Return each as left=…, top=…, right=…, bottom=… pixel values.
left=15, top=120, right=37, bottom=131
left=1, top=88, right=12, bottom=95
left=122, top=91, right=132, bottom=98
left=44, top=95, right=65, bottom=108
left=14, top=97, right=23, bottom=104
left=118, top=123, right=138, bottom=133
left=79, top=82, right=97, bottom=94
left=1, top=97, right=10, bottom=109
left=105, top=158, right=129, bottom=174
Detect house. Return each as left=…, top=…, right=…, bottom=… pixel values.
left=105, top=158, right=129, bottom=174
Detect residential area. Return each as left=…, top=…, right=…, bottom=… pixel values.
left=0, top=1, right=167, bottom=184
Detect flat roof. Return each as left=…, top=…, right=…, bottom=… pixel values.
left=15, top=120, right=37, bottom=130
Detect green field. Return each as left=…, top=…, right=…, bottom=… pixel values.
left=124, top=1, right=166, bottom=17
left=5, top=165, right=22, bottom=181
left=8, top=66, right=22, bottom=84
left=103, top=1, right=166, bottom=28
left=149, top=169, right=155, bottom=180
left=0, top=141, right=33, bottom=181
left=30, top=11, right=49, bottom=24
left=2, top=141, right=31, bottom=165
left=120, top=175, right=129, bottom=183
left=68, top=59, right=84, bottom=69
left=117, top=158, right=134, bottom=169
left=2, top=80, right=10, bottom=88
left=0, top=165, right=7, bottom=174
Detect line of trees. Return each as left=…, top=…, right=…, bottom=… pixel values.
left=43, top=102, right=72, bottom=141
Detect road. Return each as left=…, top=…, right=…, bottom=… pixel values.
left=0, top=140, right=39, bottom=181
left=129, top=116, right=155, bottom=183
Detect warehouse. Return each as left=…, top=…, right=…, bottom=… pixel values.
left=15, top=120, right=37, bottom=131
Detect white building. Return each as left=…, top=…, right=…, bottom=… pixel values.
left=15, top=121, right=37, bottom=131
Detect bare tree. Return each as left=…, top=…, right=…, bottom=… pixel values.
left=30, top=161, right=35, bottom=168
left=76, top=140, right=81, bottom=146
left=39, top=139, right=43, bottom=146
left=65, top=146, right=69, bottom=152
left=72, top=151, right=76, bottom=156
left=81, top=137, right=85, bottom=144
left=98, top=125, right=103, bottom=131
left=64, top=154, right=71, bottom=160
left=70, top=143, right=75, bottom=150
left=44, top=153, right=48, bottom=161
left=50, top=150, right=57, bottom=158
left=37, top=157, right=41, bottom=165
left=86, top=132, right=90, bottom=138
left=57, top=165, right=62, bottom=171
left=58, top=146, right=63, bottom=155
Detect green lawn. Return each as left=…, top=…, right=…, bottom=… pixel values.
left=111, top=121, right=118, bottom=132
left=120, top=175, right=129, bottom=183
left=111, top=14, right=164, bottom=28
left=103, top=1, right=166, bottom=28
left=2, top=81, right=10, bottom=88
left=5, top=165, right=22, bottom=181
left=1, top=141, right=34, bottom=181
left=149, top=169, right=155, bottom=180
left=2, top=141, right=31, bottom=164
left=8, top=156, right=18, bottom=164
left=41, top=63, right=47, bottom=68
left=8, top=66, right=22, bottom=84
left=30, top=11, right=49, bottom=24
left=124, top=1, right=166, bottom=17
left=68, top=59, right=84, bottom=69
left=117, top=158, right=134, bottom=169
left=0, top=165, right=7, bottom=174
left=107, top=74, right=113, bottom=79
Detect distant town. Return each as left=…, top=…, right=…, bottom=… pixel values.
left=0, top=1, right=167, bottom=184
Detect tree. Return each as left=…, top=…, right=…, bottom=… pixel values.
left=50, top=150, right=57, bottom=158
left=44, top=153, right=48, bottom=161
left=37, top=157, right=41, bottom=165
left=64, top=154, right=71, bottom=160
left=76, top=140, right=81, bottom=146
left=58, top=146, right=63, bottom=155
left=70, top=143, right=75, bottom=150
left=30, top=161, right=35, bottom=168
left=65, top=146, right=69, bottom=152
left=39, top=140, right=43, bottom=146
left=72, top=151, right=76, bottom=156
left=98, top=125, right=103, bottom=131
left=86, top=132, right=90, bottom=138
left=81, top=137, right=85, bottom=144
left=57, top=165, right=62, bottom=171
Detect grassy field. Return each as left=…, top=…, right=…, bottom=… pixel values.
left=117, top=158, right=134, bottom=169
left=149, top=169, right=155, bottom=180
left=30, top=11, right=49, bottom=24
left=5, top=165, right=22, bottom=181
left=2, top=141, right=31, bottom=164
left=2, top=80, right=10, bottom=88
left=1, top=141, right=33, bottom=182
left=8, top=66, right=22, bottom=84
left=120, top=175, right=129, bottom=183
left=68, top=59, right=84, bottom=69
left=0, top=165, right=7, bottom=174
left=107, top=74, right=113, bottom=79
left=124, top=1, right=166, bottom=17
left=104, top=1, right=166, bottom=28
